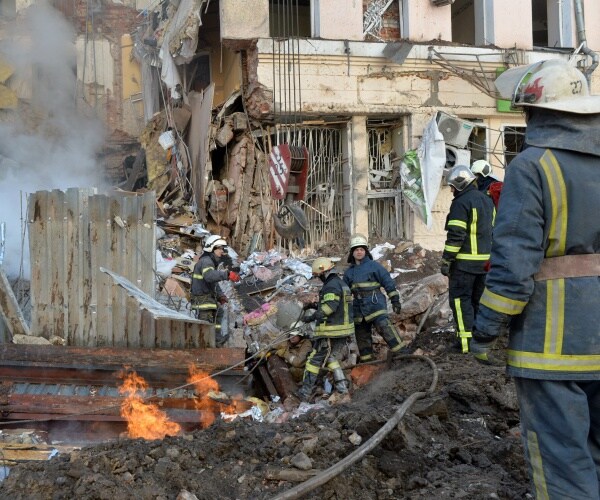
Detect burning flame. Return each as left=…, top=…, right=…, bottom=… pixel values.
left=119, top=371, right=181, bottom=440
left=187, top=364, right=247, bottom=428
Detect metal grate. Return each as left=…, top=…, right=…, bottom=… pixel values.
left=274, top=127, right=345, bottom=248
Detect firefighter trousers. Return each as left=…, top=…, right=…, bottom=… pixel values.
left=355, top=316, right=403, bottom=362
left=515, top=377, right=600, bottom=500
left=448, top=269, right=485, bottom=353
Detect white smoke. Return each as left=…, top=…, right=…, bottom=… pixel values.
left=0, top=2, right=106, bottom=278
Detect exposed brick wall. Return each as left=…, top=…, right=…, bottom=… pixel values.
left=363, top=0, right=401, bottom=41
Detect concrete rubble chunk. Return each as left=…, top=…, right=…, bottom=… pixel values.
left=290, top=451, right=313, bottom=471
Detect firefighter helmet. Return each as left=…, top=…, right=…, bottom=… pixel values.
left=495, top=59, right=600, bottom=114
left=447, top=165, right=476, bottom=191
left=470, top=159, right=492, bottom=177
left=349, top=233, right=368, bottom=250
left=204, top=235, right=227, bottom=252
left=312, top=257, right=335, bottom=275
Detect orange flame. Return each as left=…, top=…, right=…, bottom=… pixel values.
left=187, top=364, right=221, bottom=428
left=118, top=371, right=181, bottom=440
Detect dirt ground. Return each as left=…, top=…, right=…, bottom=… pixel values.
left=0, top=241, right=532, bottom=499
left=0, top=331, right=530, bottom=500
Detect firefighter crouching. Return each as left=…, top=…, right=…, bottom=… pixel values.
left=343, top=234, right=404, bottom=363
left=190, top=235, right=240, bottom=345
left=296, top=257, right=354, bottom=401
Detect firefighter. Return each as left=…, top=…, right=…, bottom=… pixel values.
left=297, top=257, right=354, bottom=401
left=343, top=234, right=404, bottom=363
left=441, top=165, right=495, bottom=353
left=190, top=235, right=240, bottom=345
left=472, top=59, right=600, bottom=498
left=470, top=159, right=503, bottom=208
left=275, top=330, right=313, bottom=383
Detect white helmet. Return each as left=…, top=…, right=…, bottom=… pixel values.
left=312, top=257, right=335, bottom=275
left=349, top=233, right=368, bottom=250
left=204, top=235, right=227, bottom=252
left=495, top=59, right=600, bottom=114
left=447, top=165, right=476, bottom=191
left=470, top=160, right=492, bottom=177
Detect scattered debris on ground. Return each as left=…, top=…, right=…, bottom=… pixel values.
left=0, top=238, right=531, bottom=499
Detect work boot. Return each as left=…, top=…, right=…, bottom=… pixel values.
left=296, top=371, right=318, bottom=402
left=332, top=367, right=349, bottom=394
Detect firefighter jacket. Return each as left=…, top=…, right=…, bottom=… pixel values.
left=475, top=109, right=600, bottom=380
left=313, top=273, right=354, bottom=339
left=190, top=252, right=227, bottom=300
left=442, top=184, right=495, bottom=274
left=343, top=257, right=400, bottom=323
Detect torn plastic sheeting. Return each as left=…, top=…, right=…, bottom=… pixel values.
left=99, top=267, right=205, bottom=323
left=370, top=242, right=395, bottom=261
left=156, top=250, right=178, bottom=277
left=283, top=259, right=312, bottom=280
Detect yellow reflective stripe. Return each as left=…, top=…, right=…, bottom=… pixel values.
left=323, top=293, right=339, bottom=302
left=454, top=298, right=466, bottom=334
left=322, top=304, right=334, bottom=315
left=192, top=273, right=203, bottom=279
left=204, top=266, right=215, bottom=272
left=456, top=253, right=490, bottom=260
left=315, top=324, right=354, bottom=335
left=544, top=279, right=565, bottom=355
left=480, top=288, right=527, bottom=315
left=507, top=350, right=600, bottom=371
left=305, top=362, right=320, bottom=375
left=327, top=360, right=341, bottom=370
left=352, top=282, right=379, bottom=289
left=448, top=219, right=467, bottom=229
left=539, top=150, right=567, bottom=257
left=527, top=431, right=549, bottom=500
left=492, top=207, right=496, bottom=226
left=360, top=354, right=374, bottom=361
left=387, top=290, right=399, bottom=298
left=194, top=303, right=217, bottom=310
left=444, top=244, right=461, bottom=253
left=470, top=208, right=478, bottom=254
left=364, top=309, right=386, bottom=322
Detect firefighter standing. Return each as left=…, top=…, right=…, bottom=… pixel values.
left=190, top=235, right=240, bottom=345
left=472, top=59, right=600, bottom=498
left=343, top=234, right=404, bottom=363
left=470, top=159, right=503, bottom=208
left=441, top=165, right=495, bottom=353
left=297, top=257, right=354, bottom=401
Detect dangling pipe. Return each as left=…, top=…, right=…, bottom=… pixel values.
left=574, top=0, right=599, bottom=86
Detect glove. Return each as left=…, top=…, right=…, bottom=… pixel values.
left=276, top=347, right=286, bottom=358
left=392, top=302, right=402, bottom=314
left=470, top=336, right=503, bottom=366
left=228, top=271, right=241, bottom=282
left=440, top=259, right=452, bottom=277
left=218, top=296, right=228, bottom=305
left=303, top=311, right=316, bottom=323
left=303, top=301, right=319, bottom=310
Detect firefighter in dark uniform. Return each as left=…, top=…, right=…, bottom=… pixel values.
left=297, top=257, right=354, bottom=401
left=190, top=235, right=240, bottom=345
left=472, top=59, right=600, bottom=499
left=441, top=165, right=495, bottom=353
left=343, top=234, right=404, bottom=363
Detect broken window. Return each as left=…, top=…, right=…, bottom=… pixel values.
left=364, top=0, right=400, bottom=41
left=502, top=126, right=526, bottom=166
left=532, top=0, right=549, bottom=47
left=451, top=0, right=475, bottom=45
left=183, top=54, right=211, bottom=93
left=0, top=0, right=16, bottom=18
left=273, top=126, right=345, bottom=248
left=367, top=121, right=405, bottom=241
left=466, top=121, right=487, bottom=164
left=269, top=0, right=312, bottom=37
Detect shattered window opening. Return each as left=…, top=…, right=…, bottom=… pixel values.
left=273, top=126, right=345, bottom=249
left=451, top=0, right=475, bottom=46
left=367, top=124, right=404, bottom=241
left=502, top=126, right=526, bottom=167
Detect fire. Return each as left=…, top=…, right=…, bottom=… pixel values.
left=187, top=364, right=247, bottom=428
left=118, top=371, right=181, bottom=440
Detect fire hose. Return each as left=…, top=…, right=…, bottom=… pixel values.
left=270, top=354, right=439, bottom=500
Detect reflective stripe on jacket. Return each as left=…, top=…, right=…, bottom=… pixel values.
left=478, top=146, right=600, bottom=379
left=314, top=274, right=354, bottom=338
left=343, top=257, right=400, bottom=323
left=190, top=252, right=228, bottom=298
left=442, top=183, right=495, bottom=274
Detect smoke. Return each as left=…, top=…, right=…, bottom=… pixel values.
left=0, top=2, right=106, bottom=279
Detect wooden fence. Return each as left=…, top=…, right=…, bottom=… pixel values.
left=28, top=188, right=212, bottom=348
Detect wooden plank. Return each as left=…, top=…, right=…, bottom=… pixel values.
left=81, top=189, right=94, bottom=346
left=156, top=318, right=172, bottom=348
left=0, top=267, right=30, bottom=339
left=170, top=319, right=185, bottom=348
left=88, top=195, right=102, bottom=346
left=29, top=191, right=50, bottom=337
left=140, top=309, right=155, bottom=348
left=126, top=194, right=141, bottom=347
left=140, top=191, right=156, bottom=295
left=49, top=190, right=66, bottom=339
left=0, top=446, right=57, bottom=461
left=94, top=195, right=113, bottom=346
left=111, top=196, right=126, bottom=347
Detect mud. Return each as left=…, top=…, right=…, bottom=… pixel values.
left=0, top=328, right=530, bottom=500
